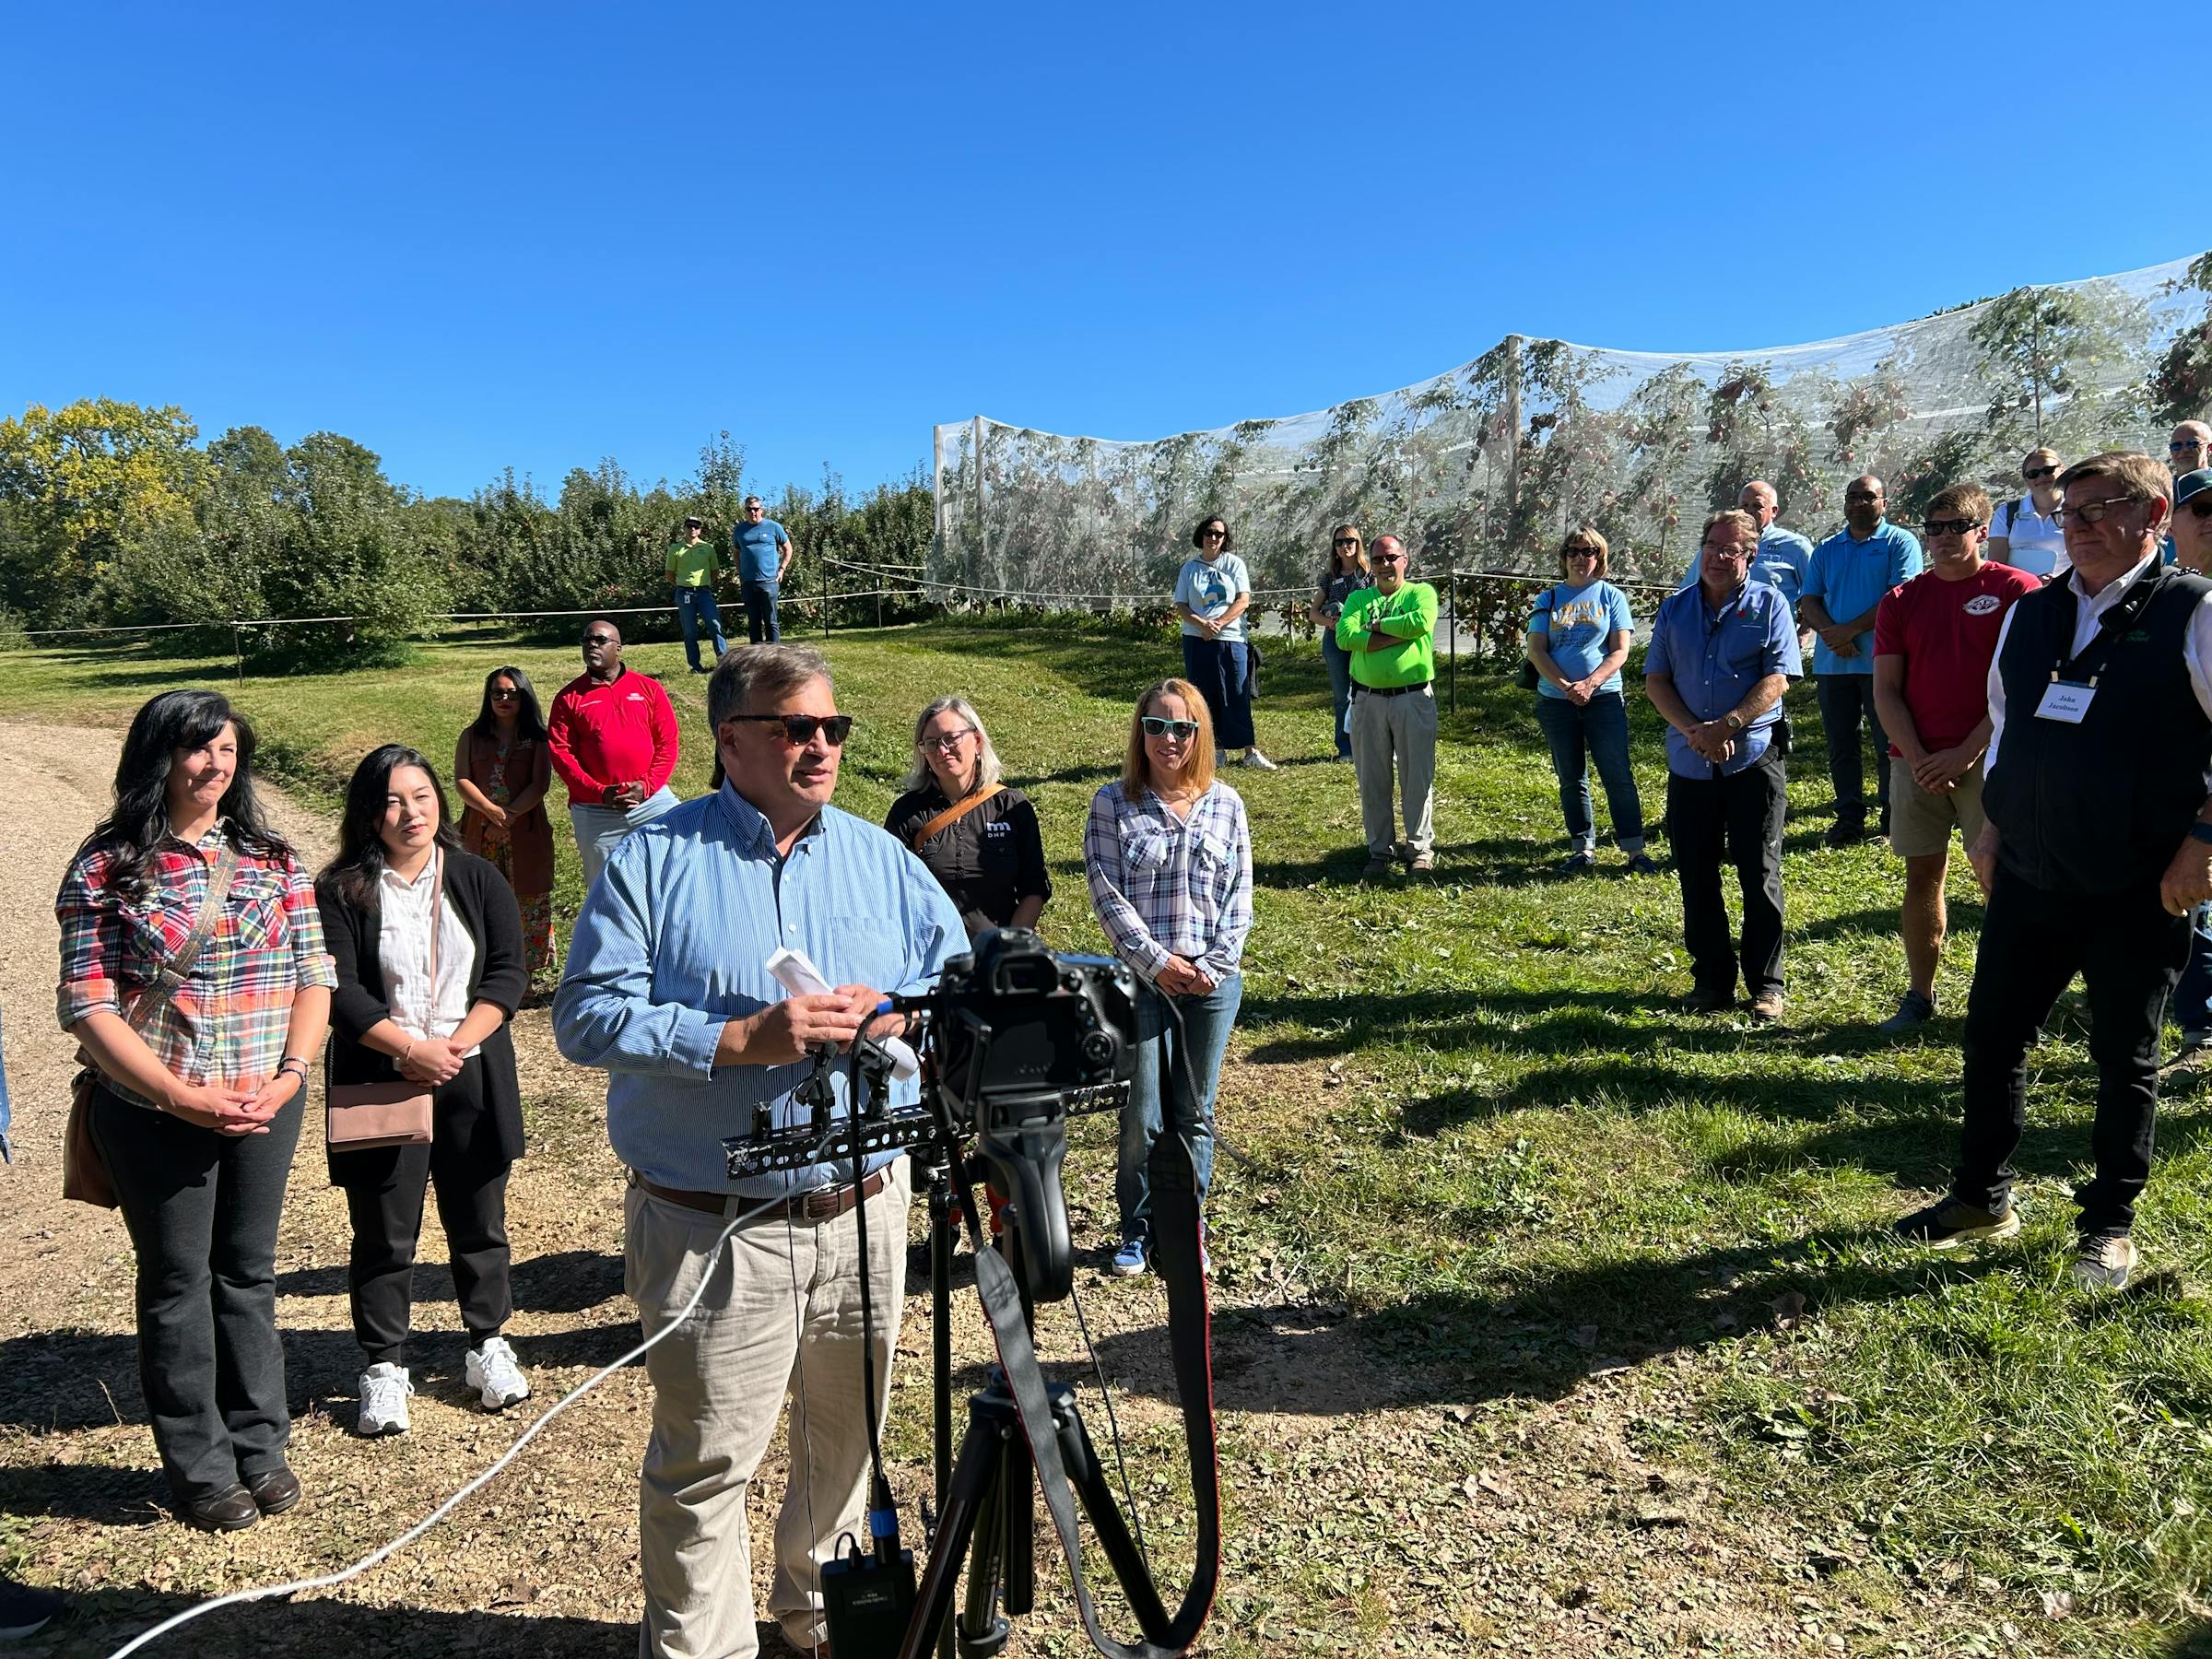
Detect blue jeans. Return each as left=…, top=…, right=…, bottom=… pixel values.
left=1320, top=636, right=1355, bottom=757
left=1117, top=974, right=1240, bottom=1241
left=2175, top=903, right=2212, bottom=1036
left=1180, top=635, right=1255, bottom=749
left=1533, top=692, right=1646, bottom=853
left=741, top=579, right=781, bottom=644
left=672, top=587, right=728, bottom=672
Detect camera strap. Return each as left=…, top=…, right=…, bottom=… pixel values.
left=968, top=1140, right=1219, bottom=1658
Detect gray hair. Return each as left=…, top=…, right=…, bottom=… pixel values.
left=708, top=643, right=834, bottom=728
left=902, top=695, right=1004, bottom=794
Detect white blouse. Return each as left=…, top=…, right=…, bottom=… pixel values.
left=377, top=856, right=481, bottom=1055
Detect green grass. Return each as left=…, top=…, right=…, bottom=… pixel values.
left=10, top=619, right=2212, bottom=1654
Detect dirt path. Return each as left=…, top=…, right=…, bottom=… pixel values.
left=0, top=721, right=1979, bottom=1657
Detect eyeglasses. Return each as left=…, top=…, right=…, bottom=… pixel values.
left=1140, top=716, right=1200, bottom=739
left=2054, top=497, right=2146, bottom=526
left=1371, top=552, right=1406, bottom=564
left=1923, top=518, right=1982, bottom=538
left=489, top=688, right=520, bottom=700
left=726, top=713, right=853, bottom=746
left=1844, top=491, right=1880, bottom=503
left=1563, top=546, right=1598, bottom=558
left=920, top=729, right=976, bottom=752
left=2023, top=465, right=2058, bottom=480
left=584, top=633, right=618, bottom=646
left=1333, top=535, right=1361, bottom=547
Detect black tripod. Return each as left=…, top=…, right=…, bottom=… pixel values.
left=902, top=1160, right=1170, bottom=1659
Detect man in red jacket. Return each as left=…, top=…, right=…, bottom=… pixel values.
left=547, top=618, right=681, bottom=886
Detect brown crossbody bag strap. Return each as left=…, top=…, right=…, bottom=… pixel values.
left=909, top=784, right=997, bottom=851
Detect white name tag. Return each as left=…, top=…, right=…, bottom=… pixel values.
left=2034, top=679, right=2096, bottom=724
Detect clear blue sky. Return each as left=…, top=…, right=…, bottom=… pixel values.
left=5, top=2, right=2199, bottom=505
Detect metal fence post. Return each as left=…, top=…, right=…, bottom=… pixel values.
left=1447, top=566, right=1457, bottom=714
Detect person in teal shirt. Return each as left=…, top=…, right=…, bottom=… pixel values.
left=1525, top=527, right=1655, bottom=875
left=1801, top=475, right=1924, bottom=844
left=733, top=496, right=794, bottom=643
left=1336, top=535, right=1440, bottom=876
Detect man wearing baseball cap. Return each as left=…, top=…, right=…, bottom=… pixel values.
left=2165, top=466, right=2212, bottom=1080
left=665, top=515, right=729, bottom=675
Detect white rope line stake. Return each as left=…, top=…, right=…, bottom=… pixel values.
left=100, top=1175, right=816, bottom=1659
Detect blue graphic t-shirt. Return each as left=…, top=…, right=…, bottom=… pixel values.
left=1529, top=579, right=1634, bottom=699
left=1174, top=553, right=1252, bottom=641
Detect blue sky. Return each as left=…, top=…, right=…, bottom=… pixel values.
left=5, top=2, right=2200, bottom=505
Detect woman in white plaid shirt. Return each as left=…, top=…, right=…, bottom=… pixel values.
left=1084, top=678, right=1253, bottom=1277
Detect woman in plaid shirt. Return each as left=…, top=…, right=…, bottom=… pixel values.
left=1084, top=677, right=1253, bottom=1277
left=57, top=690, right=335, bottom=1533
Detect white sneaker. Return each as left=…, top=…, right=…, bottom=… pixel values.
left=358, top=1362, right=413, bottom=1437
left=1239, top=749, right=1279, bottom=771
left=465, top=1336, right=531, bottom=1411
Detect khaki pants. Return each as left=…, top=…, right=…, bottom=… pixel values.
left=625, top=1164, right=909, bottom=1658
left=1350, top=685, right=1438, bottom=856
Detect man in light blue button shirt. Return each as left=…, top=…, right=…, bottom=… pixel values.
left=1801, top=475, right=1924, bottom=846
left=556, top=641, right=965, bottom=1659
left=1677, top=479, right=1814, bottom=615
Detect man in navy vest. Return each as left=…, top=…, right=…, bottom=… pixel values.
left=1896, top=453, right=2212, bottom=1290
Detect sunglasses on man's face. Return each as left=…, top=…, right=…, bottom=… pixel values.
left=1141, top=716, right=1200, bottom=739
left=2172, top=440, right=2206, bottom=453
left=584, top=633, right=618, bottom=646
left=2187, top=497, right=2212, bottom=521
left=727, top=713, right=853, bottom=747
left=2024, top=465, right=2058, bottom=480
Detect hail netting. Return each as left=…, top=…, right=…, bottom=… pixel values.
left=930, top=253, right=2212, bottom=606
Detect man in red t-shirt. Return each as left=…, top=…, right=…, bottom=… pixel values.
left=547, top=618, right=682, bottom=886
left=1869, top=483, right=2040, bottom=1033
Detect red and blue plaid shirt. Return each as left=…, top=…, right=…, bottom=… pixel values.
left=56, top=823, right=337, bottom=1108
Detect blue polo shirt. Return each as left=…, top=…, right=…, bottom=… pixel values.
left=1803, top=521, right=1923, bottom=675
left=1644, top=580, right=1803, bottom=778
left=1677, top=525, right=1814, bottom=610
left=734, top=519, right=791, bottom=584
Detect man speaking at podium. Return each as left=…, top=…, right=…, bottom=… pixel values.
left=556, top=642, right=967, bottom=1658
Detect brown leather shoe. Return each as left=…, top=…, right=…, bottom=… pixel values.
left=181, top=1484, right=260, bottom=1532
left=245, top=1465, right=302, bottom=1515
left=1747, top=989, right=1786, bottom=1023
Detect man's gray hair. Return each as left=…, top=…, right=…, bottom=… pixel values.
left=708, top=643, right=833, bottom=728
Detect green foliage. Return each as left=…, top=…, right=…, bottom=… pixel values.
left=2149, top=254, right=2212, bottom=427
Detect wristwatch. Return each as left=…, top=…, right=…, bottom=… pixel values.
left=1724, top=712, right=1745, bottom=732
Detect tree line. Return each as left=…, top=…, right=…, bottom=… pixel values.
left=0, top=411, right=935, bottom=659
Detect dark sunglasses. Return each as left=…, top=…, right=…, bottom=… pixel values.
left=727, top=713, right=853, bottom=746
left=489, top=688, right=520, bottom=700
left=583, top=633, right=618, bottom=646
left=1333, top=535, right=1361, bottom=547
left=1140, top=716, right=1200, bottom=738
left=2187, top=497, right=2212, bottom=520
left=1845, top=491, right=1880, bottom=503
left=2172, top=440, right=2206, bottom=452
left=1563, top=545, right=1598, bottom=557
left=2023, top=465, right=2058, bottom=480
left=1923, top=517, right=1982, bottom=538
left=1199, top=528, right=1227, bottom=540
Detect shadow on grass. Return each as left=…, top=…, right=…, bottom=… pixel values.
left=15, top=1583, right=639, bottom=1658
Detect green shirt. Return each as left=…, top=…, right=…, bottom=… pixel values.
left=1336, top=582, right=1438, bottom=688
left=665, top=537, right=721, bottom=589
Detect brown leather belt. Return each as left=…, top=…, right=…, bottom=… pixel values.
left=631, top=1166, right=889, bottom=1225
left=1357, top=680, right=1432, bottom=698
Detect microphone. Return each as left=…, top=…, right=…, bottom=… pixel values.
left=765, top=947, right=921, bottom=1080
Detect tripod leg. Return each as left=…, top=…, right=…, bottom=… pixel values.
left=1001, top=1416, right=1035, bottom=1618
left=902, top=1415, right=999, bottom=1659
left=1058, top=1403, right=1174, bottom=1639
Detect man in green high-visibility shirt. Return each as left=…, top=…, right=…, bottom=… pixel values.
left=665, top=515, right=730, bottom=675
left=1336, top=534, right=1440, bottom=877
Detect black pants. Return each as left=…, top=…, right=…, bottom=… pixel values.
left=337, top=1056, right=515, bottom=1367
left=1816, top=674, right=1891, bottom=826
left=88, top=1083, right=302, bottom=1503
left=1954, top=866, right=2188, bottom=1236
left=1666, top=749, right=1787, bottom=997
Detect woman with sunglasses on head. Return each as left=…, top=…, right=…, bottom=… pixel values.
left=1987, top=449, right=2068, bottom=580
left=885, top=696, right=1052, bottom=940
left=56, top=689, right=335, bottom=1532
left=1174, top=515, right=1277, bottom=771
left=454, top=666, right=557, bottom=987
left=1526, top=527, right=1658, bottom=876
left=1083, top=679, right=1253, bottom=1277
left=1312, top=524, right=1372, bottom=761
left=317, top=745, right=532, bottom=1439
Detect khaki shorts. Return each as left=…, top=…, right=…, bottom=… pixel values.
left=1888, top=758, right=1986, bottom=857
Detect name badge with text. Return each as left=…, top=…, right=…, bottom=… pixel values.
left=2034, top=679, right=2097, bottom=724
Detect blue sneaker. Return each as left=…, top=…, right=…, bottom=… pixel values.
left=1110, top=1237, right=1148, bottom=1277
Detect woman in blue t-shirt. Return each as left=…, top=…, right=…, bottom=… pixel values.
left=1172, top=515, right=1276, bottom=771
left=1524, top=528, right=1657, bottom=876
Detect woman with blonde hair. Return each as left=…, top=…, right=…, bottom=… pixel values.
left=1312, top=524, right=1372, bottom=760
left=1082, top=678, right=1253, bottom=1277
left=885, top=695, right=1051, bottom=938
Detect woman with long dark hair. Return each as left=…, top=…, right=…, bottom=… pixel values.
left=1312, top=524, right=1372, bottom=761
left=1082, top=678, right=1253, bottom=1277
left=318, top=745, right=531, bottom=1438
left=453, top=665, right=557, bottom=984
left=57, top=689, right=335, bottom=1531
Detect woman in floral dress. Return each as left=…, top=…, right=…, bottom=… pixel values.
left=453, top=666, right=557, bottom=985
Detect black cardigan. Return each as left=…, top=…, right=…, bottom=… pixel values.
left=315, top=847, right=529, bottom=1183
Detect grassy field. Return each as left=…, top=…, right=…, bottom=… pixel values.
left=6, top=618, right=2212, bottom=1657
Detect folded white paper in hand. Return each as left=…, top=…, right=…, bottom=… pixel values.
left=765, top=946, right=921, bottom=1080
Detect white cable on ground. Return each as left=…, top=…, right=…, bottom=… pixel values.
left=100, top=1171, right=821, bottom=1659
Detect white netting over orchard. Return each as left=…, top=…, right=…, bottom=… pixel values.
left=930, top=253, right=2212, bottom=604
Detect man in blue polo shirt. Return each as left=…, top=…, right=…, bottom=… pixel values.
left=1801, top=475, right=1924, bottom=846
left=1646, top=509, right=1804, bottom=1020
left=733, top=495, right=795, bottom=643
left=1677, top=480, right=1814, bottom=607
